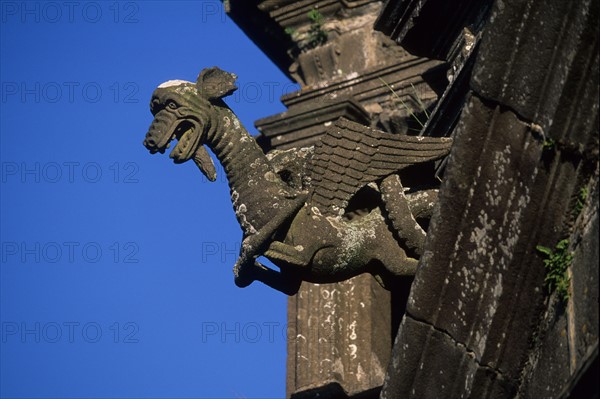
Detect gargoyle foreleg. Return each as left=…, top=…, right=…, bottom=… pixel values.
left=233, top=194, right=307, bottom=289
left=380, top=174, right=427, bottom=257
left=264, top=241, right=311, bottom=268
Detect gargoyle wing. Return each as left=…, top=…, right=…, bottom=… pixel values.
left=307, top=117, right=452, bottom=217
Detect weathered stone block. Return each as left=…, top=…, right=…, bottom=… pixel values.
left=381, top=315, right=480, bottom=399
left=471, top=0, right=598, bottom=136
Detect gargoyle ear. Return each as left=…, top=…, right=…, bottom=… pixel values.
left=196, top=67, right=238, bottom=99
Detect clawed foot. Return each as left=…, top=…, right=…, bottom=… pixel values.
left=234, top=259, right=301, bottom=295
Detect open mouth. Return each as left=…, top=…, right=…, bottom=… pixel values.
left=144, top=111, right=216, bottom=181
left=167, top=120, right=198, bottom=163
left=145, top=118, right=199, bottom=163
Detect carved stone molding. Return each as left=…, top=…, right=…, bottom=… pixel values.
left=281, top=58, right=444, bottom=111
left=256, top=98, right=370, bottom=150
left=259, top=0, right=381, bottom=30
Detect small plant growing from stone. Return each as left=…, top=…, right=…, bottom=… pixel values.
left=305, top=9, right=327, bottom=50
left=536, top=239, right=572, bottom=302
left=572, top=185, right=588, bottom=218
left=285, top=9, right=328, bottom=52
left=284, top=27, right=296, bottom=37
left=542, top=137, right=555, bottom=151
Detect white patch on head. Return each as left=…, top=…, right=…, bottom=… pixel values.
left=158, top=80, right=192, bottom=88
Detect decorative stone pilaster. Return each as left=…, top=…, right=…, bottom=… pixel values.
left=287, top=274, right=391, bottom=398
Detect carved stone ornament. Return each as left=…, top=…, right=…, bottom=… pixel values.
left=143, top=67, right=452, bottom=295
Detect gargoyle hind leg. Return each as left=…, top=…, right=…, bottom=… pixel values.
left=371, top=256, right=419, bottom=290
left=406, top=189, right=438, bottom=220
left=380, top=174, right=427, bottom=257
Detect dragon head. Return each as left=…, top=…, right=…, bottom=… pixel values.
left=143, top=67, right=238, bottom=181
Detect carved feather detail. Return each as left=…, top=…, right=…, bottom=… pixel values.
left=307, top=117, right=452, bottom=217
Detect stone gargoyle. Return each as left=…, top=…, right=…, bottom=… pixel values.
left=143, top=67, right=452, bottom=295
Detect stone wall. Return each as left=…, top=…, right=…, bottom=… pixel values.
left=380, top=0, right=599, bottom=397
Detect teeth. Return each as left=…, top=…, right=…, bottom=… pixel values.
left=166, top=143, right=171, bottom=148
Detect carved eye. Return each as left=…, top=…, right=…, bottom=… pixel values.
left=167, top=101, right=178, bottom=109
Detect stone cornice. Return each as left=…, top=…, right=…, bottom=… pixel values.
left=261, top=0, right=380, bottom=29
left=256, top=98, right=370, bottom=149
left=282, top=57, right=445, bottom=109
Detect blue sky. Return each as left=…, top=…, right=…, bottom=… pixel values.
left=0, top=1, right=297, bottom=397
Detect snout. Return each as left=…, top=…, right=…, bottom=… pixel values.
left=143, top=110, right=175, bottom=153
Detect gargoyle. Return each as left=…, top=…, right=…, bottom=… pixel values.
left=143, top=67, right=452, bottom=295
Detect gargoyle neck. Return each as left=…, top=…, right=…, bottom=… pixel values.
left=205, top=102, right=289, bottom=235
